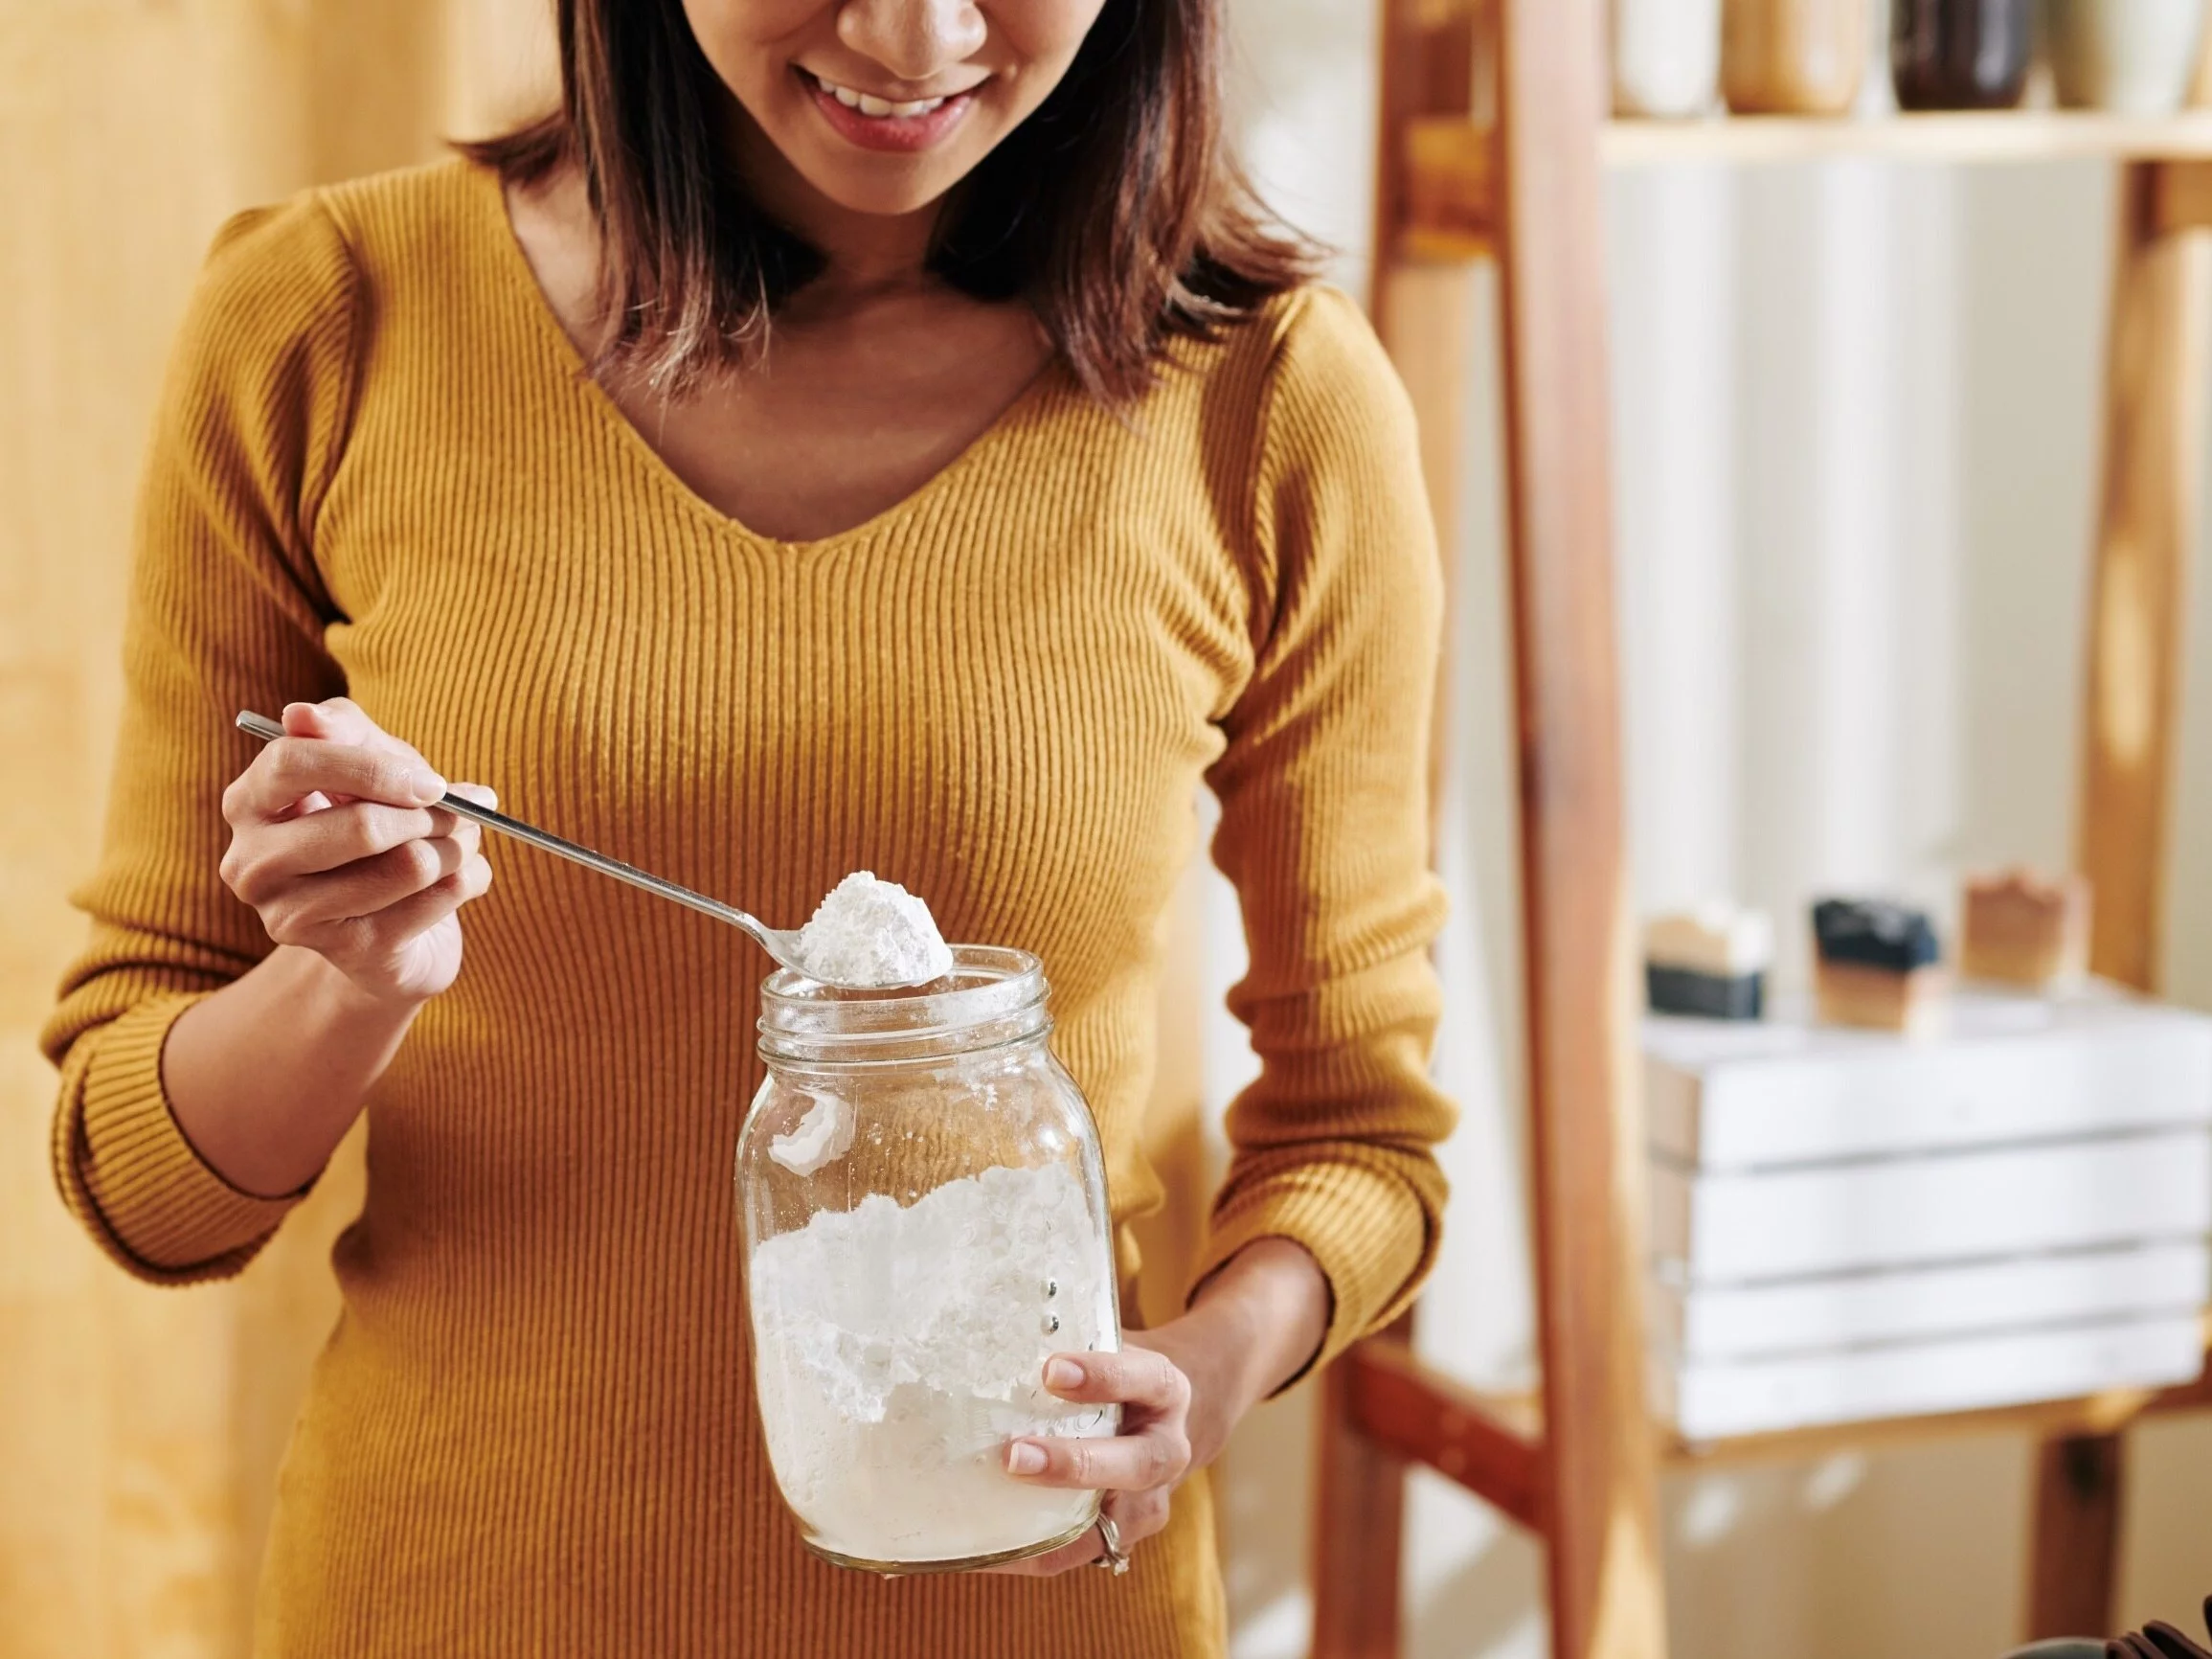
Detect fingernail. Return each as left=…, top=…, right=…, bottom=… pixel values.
left=411, top=769, right=448, bottom=803
left=1045, top=1358, right=1085, bottom=1391
left=1005, top=1443, right=1047, bottom=1476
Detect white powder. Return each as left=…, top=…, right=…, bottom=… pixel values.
left=768, top=1089, right=857, bottom=1177
left=747, top=1160, right=1117, bottom=1565
left=796, top=872, right=955, bottom=989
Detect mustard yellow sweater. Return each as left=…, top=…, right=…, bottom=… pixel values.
left=45, top=158, right=1453, bottom=1658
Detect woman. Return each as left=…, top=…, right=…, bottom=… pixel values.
left=45, top=1, right=1454, bottom=1652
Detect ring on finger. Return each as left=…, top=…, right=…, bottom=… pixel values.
left=1093, top=1511, right=1131, bottom=1577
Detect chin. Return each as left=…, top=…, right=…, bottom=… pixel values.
left=789, top=155, right=964, bottom=220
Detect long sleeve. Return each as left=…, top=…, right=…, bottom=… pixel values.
left=1192, top=286, right=1456, bottom=1378
left=41, top=193, right=363, bottom=1284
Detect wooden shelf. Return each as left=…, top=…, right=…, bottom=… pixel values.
left=1665, top=1357, right=2212, bottom=1468
left=1399, top=112, right=2212, bottom=257
left=1343, top=5, right=2212, bottom=1647
left=1602, top=110, right=2212, bottom=167
left=1348, top=1343, right=2212, bottom=1484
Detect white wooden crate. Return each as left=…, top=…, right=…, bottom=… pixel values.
left=1658, top=1311, right=2206, bottom=1443
left=1645, top=984, right=2212, bottom=1172
left=1652, top=1240, right=2210, bottom=1359
left=1643, top=989, right=2212, bottom=1436
left=1650, top=1127, right=2212, bottom=1282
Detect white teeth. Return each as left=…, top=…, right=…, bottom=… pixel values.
left=813, top=74, right=950, bottom=120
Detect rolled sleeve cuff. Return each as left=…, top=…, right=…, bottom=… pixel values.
left=1186, top=1153, right=1437, bottom=1391
left=59, top=992, right=301, bottom=1280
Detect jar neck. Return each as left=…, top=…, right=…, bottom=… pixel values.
left=756, top=945, right=1051, bottom=1068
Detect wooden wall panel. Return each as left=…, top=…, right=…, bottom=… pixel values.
left=0, top=6, right=548, bottom=1654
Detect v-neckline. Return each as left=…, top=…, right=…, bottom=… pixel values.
left=465, top=160, right=1069, bottom=554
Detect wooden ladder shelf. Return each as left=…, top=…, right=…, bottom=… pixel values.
left=1322, top=4, right=2212, bottom=1655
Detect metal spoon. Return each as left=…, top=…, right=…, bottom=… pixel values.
left=235, top=709, right=858, bottom=986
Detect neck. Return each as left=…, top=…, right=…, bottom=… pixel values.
left=728, top=103, right=939, bottom=302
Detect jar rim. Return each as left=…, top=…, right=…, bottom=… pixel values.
left=756, top=944, right=1049, bottom=1060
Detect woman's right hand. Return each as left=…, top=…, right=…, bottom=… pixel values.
left=218, top=697, right=495, bottom=1008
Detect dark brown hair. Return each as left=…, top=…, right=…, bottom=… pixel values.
left=463, top=0, right=1319, bottom=403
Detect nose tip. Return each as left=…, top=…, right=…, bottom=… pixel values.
left=836, top=0, right=987, bottom=85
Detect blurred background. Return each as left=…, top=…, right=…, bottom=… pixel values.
left=7, top=2, right=2212, bottom=1656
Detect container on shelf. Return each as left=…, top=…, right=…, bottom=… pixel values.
left=1723, top=0, right=1870, bottom=115
left=2043, top=0, right=2209, bottom=115
left=736, top=946, right=1122, bottom=1574
left=1891, top=0, right=2034, bottom=109
left=1614, top=0, right=1725, bottom=117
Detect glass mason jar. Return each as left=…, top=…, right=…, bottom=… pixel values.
left=736, top=945, right=1122, bottom=1575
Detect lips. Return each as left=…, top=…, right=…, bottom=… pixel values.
left=801, top=68, right=980, bottom=155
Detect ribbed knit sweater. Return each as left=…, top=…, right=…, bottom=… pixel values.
left=44, top=158, right=1453, bottom=1659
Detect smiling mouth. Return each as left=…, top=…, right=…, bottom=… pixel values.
left=797, top=67, right=982, bottom=155
left=801, top=68, right=980, bottom=121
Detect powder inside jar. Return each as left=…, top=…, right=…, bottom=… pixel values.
left=747, top=1160, right=1115, bottom=1565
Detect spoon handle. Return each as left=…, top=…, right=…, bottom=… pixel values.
left=234, top=710, right=769, bottom=943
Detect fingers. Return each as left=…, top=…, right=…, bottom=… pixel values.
left=221, top=792, right=485, bottom=898
left=1004, top=1423, right=1189, bottom=1492
left=223, top=802, right=448, bottom=890
left=260, top=837, right=469, bottom=938
left=2145, top=1625, right=2212, bottom=1659
left=988, top=1348, right=1199, bottom=1577
left=298, top=853, right=494, bottom=966
left=230, top=736, right=445, bottom=823
left=278, top=698, right=432, bottom=775
left=1039, top=1349, right=1191, bottom=1416
left=281, top=696, right=379, bottom=745
left=1002, top=1351, right=1193, bottom=1491
left=215, top=699, right=495, bottom=1003
left=229, top=698, right=445, bottom=825
left=270, top=736, right=443, bottom=813
left=359, top=852, right=494, bottom=943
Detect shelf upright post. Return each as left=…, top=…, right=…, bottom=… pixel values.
left=2032, top=156, right=2212, bottom=1643
left=1490, top=1, right=1668, bottom=1654
left=1312, top=5, right=1484, bottom=1657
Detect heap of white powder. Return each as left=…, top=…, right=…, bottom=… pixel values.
left=795, top=872, right=955, bottom=989
left=748, top=1161, right=1116, bottom=1565
left=767, top=1089, right=857, bottom=1177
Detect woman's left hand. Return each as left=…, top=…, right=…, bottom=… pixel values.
left=988, top=1238, right=1331, bottom=1578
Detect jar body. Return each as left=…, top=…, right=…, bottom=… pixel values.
left=2044, top=0, right=2207, bottom=113
left=737, top=948, right=1121, bottom=1573
left=1892, top=0, right=2033, bottom=108
left=1723, top=0, right=1870, bottom=114
left=1614, top=0, right=1725, bottom=118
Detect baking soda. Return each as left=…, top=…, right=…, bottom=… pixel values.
left=796, top=872, right=954, bottom=989
left=746, top=1160, right=1116, bottom=1564
left=768, top=1090, right=856, bottom=1177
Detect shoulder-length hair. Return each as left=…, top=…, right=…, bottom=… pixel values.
left=463, top=0, right=1319, bottom=404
